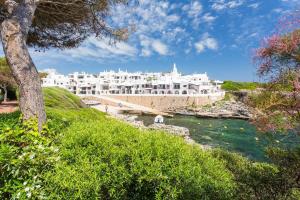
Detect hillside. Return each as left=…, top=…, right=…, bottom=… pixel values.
left=0, top=87, right=235, bottom=199
left=43, top=87, right=86, bottom=109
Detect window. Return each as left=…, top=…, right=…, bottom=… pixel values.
left=174, top=84, right=180, bottom=89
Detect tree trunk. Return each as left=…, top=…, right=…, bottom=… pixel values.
left=3, top=85, right=7, bottom=102
left=0, top=1, right=46, bottom=130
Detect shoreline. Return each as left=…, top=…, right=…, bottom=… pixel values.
left=168, top=99, right=255, bottom=120
left=91, top=98, right=256, bottom=150
left=93, top=106, right=212, bottom=150
left=173, top=111, right=251, bottom=120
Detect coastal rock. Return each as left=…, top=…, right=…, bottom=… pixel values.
left=111, top=114, right=145, bottom=128
left=169, top=98, right=255, bottom=120
left=193, top=100, right=254, bottom=119
left=148, top=123, right=190, bottom=137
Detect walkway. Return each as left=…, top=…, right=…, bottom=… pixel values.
left=83, top=95, right=172, bottom=117
left=0, top=101, right=18, bottom=114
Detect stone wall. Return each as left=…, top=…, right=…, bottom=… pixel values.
left=106, top=94, right=224, bottom=111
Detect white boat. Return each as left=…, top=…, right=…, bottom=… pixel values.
left=154, top=115, right=164, bottom=123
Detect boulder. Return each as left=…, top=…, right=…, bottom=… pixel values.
left=148, top=123, right=190, bottom=137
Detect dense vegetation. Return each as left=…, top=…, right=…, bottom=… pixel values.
left=221, top=81, right=261, bottom=91
left=1, top=87, right=299, bottom=199
left=1, top=87, right=235, bottom=199
left=213, top=149, right=300, bottom=200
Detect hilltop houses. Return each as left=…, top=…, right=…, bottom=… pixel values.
left=41, top=64, right=224, bottom=96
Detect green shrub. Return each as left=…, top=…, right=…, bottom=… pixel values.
left=0, top=116, right=59, bottom=199
left=212, top=149, right=300, bottom=200
left=221, top=81, right=260, bottom=91
left=1, top=88, right=236, bottom=199
left=0, top=111, right=20, bottom=131
left=45, top=114, right=235, bottom=199
left=266, top=147, right=300, bottom=198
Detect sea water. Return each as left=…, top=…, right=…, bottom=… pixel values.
left=138, top=115, right=300, bottom=161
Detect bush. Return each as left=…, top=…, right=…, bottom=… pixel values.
left=221, top=81, right=260, bottom=91
left=0, top=115, right=59, bottom=199
left=212, top=149, right=300, bottom=200
left=1, top=88, right=236, bottom=199
left=45, top=112, right=235, bottom=199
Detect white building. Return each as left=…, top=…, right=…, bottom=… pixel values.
left=41, top=64, right=223, bottom=96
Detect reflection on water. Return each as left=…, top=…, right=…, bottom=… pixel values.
left=138, top=115, right=300, bottom=161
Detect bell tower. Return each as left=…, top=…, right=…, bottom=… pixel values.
left=172, top=63, right=178, bottom=74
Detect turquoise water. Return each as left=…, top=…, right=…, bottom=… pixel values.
left=138, top=115, right=300, bottom=161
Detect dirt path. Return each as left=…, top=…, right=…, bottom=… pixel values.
left=0, top=101, right=18, bottom=114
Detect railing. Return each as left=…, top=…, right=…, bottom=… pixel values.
left=78, top=91, right=226, bottom=97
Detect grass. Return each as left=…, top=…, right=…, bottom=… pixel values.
left=43, top=87, right=85, bottom=109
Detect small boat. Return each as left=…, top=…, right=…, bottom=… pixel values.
left=154, top=115, right=164, bottom=124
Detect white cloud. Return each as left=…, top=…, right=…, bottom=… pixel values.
left=272, top=8, right=283, bottom=13
left=202, top=13, right=217, bottom=23
left=64, top=37, right=137, bottom=60
left=183, top=1, right=203, bottom=27
left=139, top=36, right=170, bottom=56
left=110, top=0, right=182, bottom=57
left=195, top=33, right=218, bottom=53
left=211, top=0, right=244, bottom=11
left=167, top=14, right=180, bottom=22
left=141, top=49, right=152, bottom=57
left=248, top=3, right=260, bottom=9
left=187, top=1, right=203, bottom=18
left=227, top=0, right=243, bottom=8
left=152, top=40, right=169, bottom=55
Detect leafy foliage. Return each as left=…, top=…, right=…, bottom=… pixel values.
left=221, top=81, right=260, bottom=91
left=248, top=90, right=298, bottom=133
left=0, top=0, right=129, bottom=49
left=1, top=87, right=236, bottom=199
left=44, top=112, right=235, bottom=199
left=266, top=147, right=300, bottom=199
left=0, top=115, right=60, bottom=199
left=252, top=13, right=300, bottom=134
left=212, top=149, right=300, bottom=200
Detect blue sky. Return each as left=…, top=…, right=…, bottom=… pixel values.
left=5, top=0, right=300, bottom=81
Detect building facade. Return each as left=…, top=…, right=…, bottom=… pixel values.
left=41, top=64, right=224, bottom=96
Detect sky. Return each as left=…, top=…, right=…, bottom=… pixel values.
left=2, top=0, right=300, bottom=81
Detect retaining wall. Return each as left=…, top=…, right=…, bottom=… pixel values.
left=105, top=94, right=224, bottom=111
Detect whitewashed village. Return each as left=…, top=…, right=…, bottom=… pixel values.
left=42, top=64, right=224, bottom=97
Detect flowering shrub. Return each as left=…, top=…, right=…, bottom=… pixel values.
left=0, top=115, right=59, bottom=199
left=253, top=12, right=300, bottom=134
